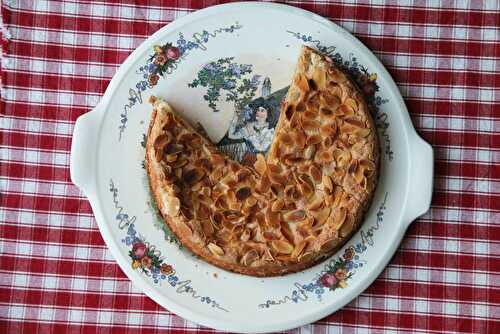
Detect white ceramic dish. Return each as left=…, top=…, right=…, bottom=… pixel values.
left=70, top=2, right=433, bottom=332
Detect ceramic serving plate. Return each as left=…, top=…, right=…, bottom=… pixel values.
left=70, top=2, right=433, bottom=332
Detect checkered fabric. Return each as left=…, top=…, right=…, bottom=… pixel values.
left=1, top=1, right=499, bottom=333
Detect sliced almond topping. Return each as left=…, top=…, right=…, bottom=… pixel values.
left=304, top=110, right=317, bottom=120
left=183, top=168, right=206, bottom=185
left=291, top=240, right=308, bottom=259
left=312, top=207, right=331, bottom=227
left=271, top=239, right=294, bottom=254
left=344, top=98, right=358, bottom=111
left=302, top=119, right=321, bottom=132
left=271, top=199, right=285, bottom=212
left=166, top=196, right=180, bottom=217
left=353, top=128, right=371, bottom=138
left=309, top=165, right=322, bottom=183
left=201, top=219, right=214, bottom=237
left=265, top=207, right=281, bottom=227
left=320, top=122, right=337, bottom=138
left=280, top=221, right=295, bottom=245
left=335, top=150, right=352, bottom=168
left=304, top=145, right=316, bottom=160
left=263, top=231, right=279, bottom=241
left=256, top=174, right=271, bottom=194
left=318, top=150, right=334, bottom=163
left=298, top=251, right=315, bottom=263
left=268, top=172, right=287, bottom=185
left=279, top=133, right=294, bottom=147
left=235, top=187, right=252, bottom=201
left=332, top=207, right=347, bottom=230
left=320, top=238, right=340, bottom=253
left=283, top=210, right=307, bottom=222
left=207, top=243, right=224, bottom=256
left=321, top=91, right=341, bottom=109
left=246, top=196, right=257, bottom=207
left=339, top=218, right=354, bottom=238
left=241, top=249, right=259, bottom=266
left=307, top=194, right=324, bottom=211
left=292, top=130, right=306, bottom=149
left=306, top=134, right=322, bottom=146
left=240, top=228, right=251, bottom=242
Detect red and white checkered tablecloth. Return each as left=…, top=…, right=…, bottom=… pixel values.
left=1, top=1, right=499, bottom=333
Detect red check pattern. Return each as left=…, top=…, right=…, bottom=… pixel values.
left=1, top=1, right=499, bottom=333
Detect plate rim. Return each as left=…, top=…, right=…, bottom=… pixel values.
left=70, top=2, right=433, bottom=332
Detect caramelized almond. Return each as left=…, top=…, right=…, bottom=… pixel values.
left=283, top=210, right=306, bottom=222
left=207, top=243, right=224, bottom=256
left=241, top=249, right=259, bottom=266
left=291, top=240, right=308, bottom=259
left=271, top=240, right=294, bottom=254
left=309, top=165, right=322, bottom=183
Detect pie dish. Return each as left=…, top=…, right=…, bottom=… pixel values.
left=145, top=46, right=379, bottom=276
left=70, top=2, right=433, bottom=332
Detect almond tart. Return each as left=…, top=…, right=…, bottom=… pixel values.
left=145, top=46, right=379, bottom=276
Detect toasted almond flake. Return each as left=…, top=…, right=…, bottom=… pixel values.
left=312, top=207, right=331, bottom=226
left=320, top=238, right=340, bottom=253
left=304, top=110, right=317, bottom=120
left=321, top=92, right=341, bottom=110
left=298, top=251, right=315, bottom=263
left=320, top=121, right=337, bottom=138
left=265, top=207, right=281, bottom=227
left=294, top=74, right=309, bottom=93
left=283, top=210, right=307, bottom=222
left=241, top=249, right=259, bottom=266
left=298, top=180, right=314, bottom=198
left=332, top=207, right=347, bottom=231
left=309, top=165, right=322, bottom=183
left=295, top=101, right=306, bottom=113
left=307, top=195, right=324, bottom=210
left=336, top=104, right=352, bottom=116
left=235, top=187, right=252, bottom=201
left=292, top=130, right=306, bottom=149
left=246, top=196, right=257, bottom=207
left=336, top=150, right=352, bottom=168
left=166, top=196, right=180, bottom=217
left=304, top=145, right=316, bottom=160
left=318, top=150, right=334, bottom=163
left=306, top=134, right=322, bottom=146
left=339, top=217, right=354, bottom=237
left=291, top=240, right=308, bottom=259
left=302, top=119, right=321, bottom=132
left=344, top=98, right=358, bottom=111
left=271, top=199, right=285, bottom=212
left=280, top=221, right=294, bottom=244
left=279, top=133, right=294, bottom=147
left=254, top=153, right=267, bottom=175
left=207, top=243, right=225, bottom=256
left=354, top=128, right=371, bottom=138
left=267, top=163, right=282, bottom=174
left=271, top=239, right=294, bottom=254
left=201, top=219, right=214, bottom=237
left=348, top=159, right=359, bottom=174
left=240, top=228, right=251, bottom=242
left=344, top=117, right=364, bottom=127
left=268, top=172, right=287, bottom=185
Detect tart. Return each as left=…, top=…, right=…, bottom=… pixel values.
left=145, top=46, right=379, bottom=276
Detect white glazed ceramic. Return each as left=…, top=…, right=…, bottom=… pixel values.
left=70, top=2, right=433, bottom=332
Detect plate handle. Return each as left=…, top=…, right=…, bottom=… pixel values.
left=70, top=106, right=102, bottom=194
left=403, top=133, right=434, bottom=225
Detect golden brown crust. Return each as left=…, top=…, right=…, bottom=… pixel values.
left=145, top=46, right=379, bottom=276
